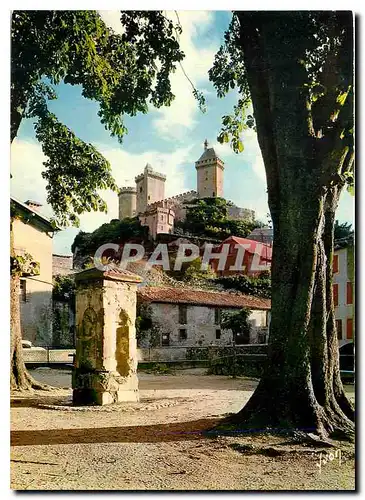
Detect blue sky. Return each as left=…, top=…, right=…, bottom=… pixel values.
left=10, top=10, right=354, bottom=255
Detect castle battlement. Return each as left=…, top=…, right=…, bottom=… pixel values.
left=119, top=186, right=137, bottom=194
left=135, top=163, right=166, bottom=183
left=117, top=140, right=258, bottom=238
left=144, top=190, right=198, bottom=212
left=165, top=190, right=198, bottom=202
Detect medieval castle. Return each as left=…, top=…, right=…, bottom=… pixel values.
left=118, top=140, right=256, bottom=239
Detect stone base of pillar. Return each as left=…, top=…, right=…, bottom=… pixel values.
left=72, top=369, right=139, bottom=406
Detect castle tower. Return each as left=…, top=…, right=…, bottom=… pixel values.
left=195, top=139, right=224, bottom=198
left=135, top=163, right=166, bottom=214
left=118, top=186, right=137, bottom=220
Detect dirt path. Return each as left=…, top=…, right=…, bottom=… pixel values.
left=11, top=369, right=355, bottom=491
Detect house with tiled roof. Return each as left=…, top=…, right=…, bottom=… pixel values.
left=11, top=197, right=59, bottom=346
left=211, top=236, right=272, bottom=277
left=137, top=286, right=271, bottom=347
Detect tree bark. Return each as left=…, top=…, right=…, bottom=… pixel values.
left=224, top=12, right=354, bottom=440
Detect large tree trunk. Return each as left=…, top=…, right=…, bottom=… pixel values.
left=225, top=12, right=354, bottom=439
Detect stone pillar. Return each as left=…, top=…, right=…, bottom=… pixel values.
left=72, top=267, right=142, bottom=405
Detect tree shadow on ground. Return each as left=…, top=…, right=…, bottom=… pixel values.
left=11, top=417, right=222, bottom=446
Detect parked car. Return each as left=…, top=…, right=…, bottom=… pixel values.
left=21, top=340, right=46, bottom=351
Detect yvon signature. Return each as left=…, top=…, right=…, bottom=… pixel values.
left=314, top=449, right=343, bottom=474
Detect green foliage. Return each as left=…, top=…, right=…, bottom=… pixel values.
left=71, top=217, right=149, bottom=256
left=208, top=16, right=254, bottom=153
left=334, top=220, right=354, bottom=241
left=209, top=11, right=354, bottom=186
left=53, top=275, right=76, bottom=304
left=176, top=197, right=263, bottom=240
left=208, top=353, right=264, bottom=378
left=11, top=11, right=188, bottom=227
left=135, top=303, right=161, bottom=348
left=183, top=257, right=216, bottom=282
left=214, top=272, right=271, bottom=299
left=11, top=253, right=40, bottom=277
left=221, top=307, right=251, bottom=340
left=167, top=256, right=216, bottom=285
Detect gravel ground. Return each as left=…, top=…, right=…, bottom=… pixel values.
left=11, top=368, right=355, bottom=491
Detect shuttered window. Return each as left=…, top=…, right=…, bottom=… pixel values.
left=347, top=282, right=353, bottom=305
left=333, top=254, right=339, bottom=273
left=346, top=318, right=353, bottom=339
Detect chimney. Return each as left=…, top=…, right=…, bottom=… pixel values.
left=25, top=200, right=42, bottom=212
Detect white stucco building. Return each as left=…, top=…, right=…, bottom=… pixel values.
left=137, top=286, right=271, bottom=347
left=12, top=197, right=59, bottom=346
left=333, top=236, right=354, bottom=347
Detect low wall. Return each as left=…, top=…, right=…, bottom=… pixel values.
left=137, top=347, right=190, bottom=362
left=24, top=345, right=268, bottom=364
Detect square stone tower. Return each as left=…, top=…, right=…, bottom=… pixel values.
left=195, top=140, right=224, bottom=198
left=135, top=164, right=166, bottom=214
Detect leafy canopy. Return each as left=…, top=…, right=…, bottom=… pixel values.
left=11, top=11, right=200, bottom=227
left=221, top=307, right=251, bottom=340
left=214, top=272, right=271, bottom=299
left=71, top=217, right=148, bottom=256
left=175, top=197, right=264, bottom=240
left=209, top=12, right=354, bottom=193
left=334, top=220, right=354, bottom=241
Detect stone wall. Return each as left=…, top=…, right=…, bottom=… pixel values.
left=135, top=165, right=166, bottom=214
left=73, top=268, right=141, bottom=405
left=52, top=301, right=75, bottom=347
left=118, top=187, right=137, bottom=219
left=227, top=206, right=256, bottom=222
left=145, top=302, right=269, bottom=347
left=52, top=254, right=74, bottom=276
left=196, top=163, right=224, bottom=199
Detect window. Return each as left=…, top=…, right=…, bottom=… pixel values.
left=214, top=308, right=221, bottom=325
left=148, top=195, right=151, bottom=200
left=346, top=318, right=353, bottom=339
left=347, top=282, right=353, bottom=305
left=179, top=328, right=187, bottom=341
left=161, top=333, right=170, bottom=346
left=333, top=284, right=339, bottom=306
left=19, top=279, right=26, bottom=302
left=333, top=254, right=339, bottom=273
left=215, top=329, right=221, bottom=340
left=212, top=192, right=216, bottom=197
left=336, top=319, right=343, bottom=340
left=179, top=305, right=187, bottom=324
left=140, top=186, right=143, bottom=193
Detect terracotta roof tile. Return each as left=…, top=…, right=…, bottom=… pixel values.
left=137, top=286, right=271, bottom=310
left=75, top=266, right=143, bottom=283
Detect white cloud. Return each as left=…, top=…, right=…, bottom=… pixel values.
left=11, top=138, right=198, bottom=252
left=98, top=11, right=125, bottom=35
left=152, top=11, right=218, bottom=138
left=251, top=156, right=266, bottom=182
left=10, top=138, right=53, bottom=217
left=99, top=10, right=218, bottom=139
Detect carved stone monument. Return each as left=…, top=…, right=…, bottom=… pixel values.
left=72, top=266, right=142, bottom=405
